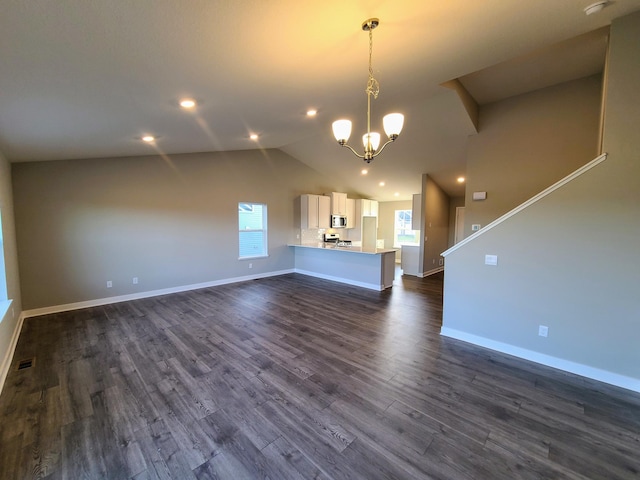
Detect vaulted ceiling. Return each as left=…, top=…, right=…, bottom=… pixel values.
left=1, top=1, right=639, bottom=200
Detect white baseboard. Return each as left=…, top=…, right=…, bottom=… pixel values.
left=294, top=269, right=384, bottom=291
left=0, top=302, right=23, bottom=395
left=440, top=327, right=640, bottom=393
left=419, top=266, right=444, bottom=278
left=22, top=269, right=295, bottom=319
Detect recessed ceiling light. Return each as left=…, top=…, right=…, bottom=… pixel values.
left=141, top=135, right=155, bottom=143
left=457, top=176, right=465, bottom=183
left=379, top=181, right=385, bottom=187
left=179, top=98, right=196, bottom=109
left=361, top=169, right=368, bottom=175
left=249, top=133, right=259, bottom=140
left=394, top=192, right=399, bottom=197
left=307, top=109, right=317, bottom=117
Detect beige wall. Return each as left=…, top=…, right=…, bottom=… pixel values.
left=13, top=149, right=332, bottom=310
left=442, top=12, right=640, bottom=389
left=378, top=200, right=412, bottom=262
left=0, top=151, right=22, bottom=389
left=464, top=74, right=602, bottom=234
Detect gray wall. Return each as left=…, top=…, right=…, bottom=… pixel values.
left=442, top=12, right=640, bottom=388
left=464, top=74, right=602, bottom=236
left=0, top=151, right=22, bottom=386
left=13, top=149, right=332, bottom=310
left=421, top=175, right=449, bottom=273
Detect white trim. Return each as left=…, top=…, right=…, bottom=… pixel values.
left=442, top=153, right=608, bottom=257
left=0, top=301, right=21, bottom=395
left=440, top=327, right=640, bottom=393
left=294, top=269, right=384, bottom=291
left=22, top=270, right=295, bottom=319
left=418, top=267, right=444, bottom=278
left=0, top=299, right=11, bottom=320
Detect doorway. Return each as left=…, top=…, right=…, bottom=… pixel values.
left=454, top=207, right=465, bottom=244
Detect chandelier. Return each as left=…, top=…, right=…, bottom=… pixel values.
left=332, top=18, right=404, bottom=163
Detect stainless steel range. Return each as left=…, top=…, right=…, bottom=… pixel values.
left=323, top=233, right=352, bottom=247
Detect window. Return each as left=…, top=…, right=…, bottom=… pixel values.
left=238, top=203, right=268, bottom=259
left=394, top=209, right=420, bottom=247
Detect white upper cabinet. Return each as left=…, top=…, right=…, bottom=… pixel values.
left=360, top=199, right=379, bottom=217
left=318, top=195, right=330, bottom=228
left=300, top=194, right=330, bottom=229
left=352, top=198, right=379, bottom=232
left=369, top=200, right=379, bottom=217
left=346, top=198, right=355, bottom=228
left=330, top=192, right=348, bottom=216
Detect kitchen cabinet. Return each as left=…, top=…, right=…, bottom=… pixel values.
left=330, top=192, right=347, bottom=215
left=300, top=194, right=330, bottom=229
left=360, top=199, right=378, bottom=217
left=358, top=199, right=379, bottom=230
left=319, top=196, right=331, bottom=228
left=347, top=198, right=379, bottom=241
left=370, top=200, right=379, bottom=217
left=346, top=198, right=355, bottom=228
left=354, top=199, right=379, bottom=225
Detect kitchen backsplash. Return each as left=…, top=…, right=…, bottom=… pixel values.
left=300, top=228, right=325, bottom=244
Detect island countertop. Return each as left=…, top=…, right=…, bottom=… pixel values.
left=288, top=243, right=397, bottom=255
left=288, top=243, right=397, bottom=290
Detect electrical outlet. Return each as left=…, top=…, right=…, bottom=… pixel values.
left=107, top=281, right=113, bottom=288
left=133, top=277, right=138, bottom=284
left=249, top=263, right=253, bottom=269
left=439, top=258, right=444, bottom=266
left=485, top=254, right=498, bottom=266
left=538, top=325, right=549, bottom=337
left=472, top=224, right=481, bottom=231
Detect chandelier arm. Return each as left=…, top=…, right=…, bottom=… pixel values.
left=371, top=138, right=397, bottom=158
left=339, top=142, right=366, bottom=159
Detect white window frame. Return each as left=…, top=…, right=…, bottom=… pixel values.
left=238, top=202, right=268, bottom=259
left=393, top=209, right=420, bottom=248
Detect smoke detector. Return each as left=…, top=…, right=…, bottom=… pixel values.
left=584, top=1, right=608, bottom=15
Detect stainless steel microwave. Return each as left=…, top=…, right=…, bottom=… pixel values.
left=331, top=215, right=347, bottom=228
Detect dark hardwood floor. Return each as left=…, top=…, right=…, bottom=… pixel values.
left=1, top=272, right=639, bottom=479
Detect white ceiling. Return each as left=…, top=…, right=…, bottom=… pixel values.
left=1, top=1, right=639, bottom=201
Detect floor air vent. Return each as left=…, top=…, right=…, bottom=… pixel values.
left=17, top=358, right=35, bottom=371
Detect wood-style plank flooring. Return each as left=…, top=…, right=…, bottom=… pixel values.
left=1, top=272, right=639, bottom=479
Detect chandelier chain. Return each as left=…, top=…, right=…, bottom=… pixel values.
left=365, top=23, right=380, bottom=99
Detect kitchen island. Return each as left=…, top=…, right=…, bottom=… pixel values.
left=289, top=243, right=397, bottom=290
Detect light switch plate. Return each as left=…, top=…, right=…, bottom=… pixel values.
left=485, top=254, right=498, bottom=265
left=473, top=191, right=487, bottom=201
